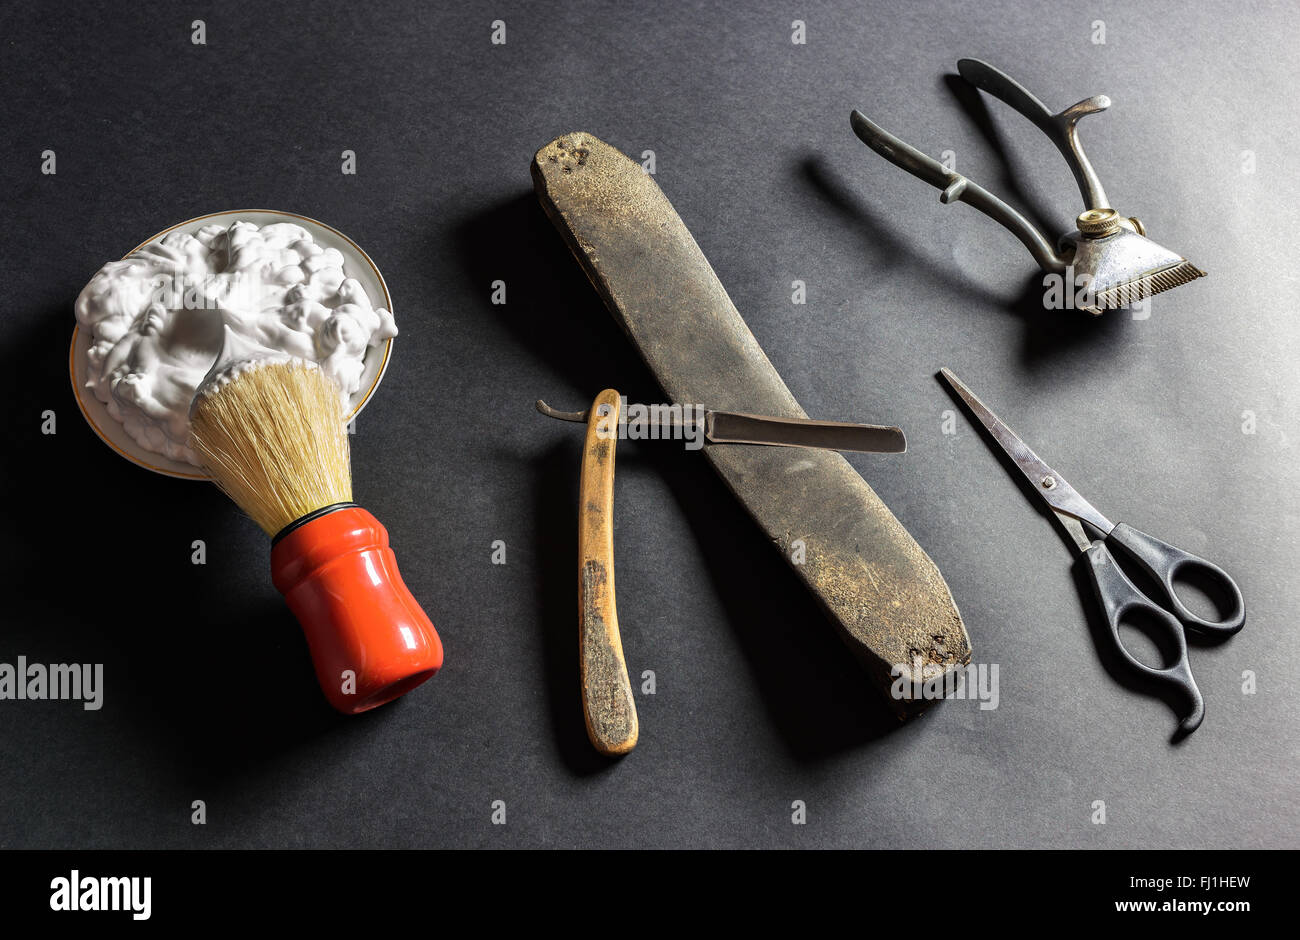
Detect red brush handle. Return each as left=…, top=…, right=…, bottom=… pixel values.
left=270, top=504, right=443, bottom=714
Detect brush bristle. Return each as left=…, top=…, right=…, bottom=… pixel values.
left=1091, top=260, right=1206, bottom=311
left=190, top=360, right=353, bottom=536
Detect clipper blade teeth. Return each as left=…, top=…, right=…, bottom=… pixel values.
left=1089, top=261, right=1207, bottom=313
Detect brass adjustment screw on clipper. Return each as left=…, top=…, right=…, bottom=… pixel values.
left=851, top=58, right=1206, bottom=315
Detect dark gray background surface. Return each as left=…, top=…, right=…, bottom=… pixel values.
left=1, top=0, right=1296, bottom=849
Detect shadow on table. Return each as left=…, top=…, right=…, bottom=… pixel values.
left=454, top=193, right=906, bottom=770
left=0, top=303, right=367, bottom=805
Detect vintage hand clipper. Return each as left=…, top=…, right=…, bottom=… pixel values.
left=851, top=58, right=1206, bottom=314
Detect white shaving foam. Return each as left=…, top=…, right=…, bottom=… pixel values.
left=75, top=220, right=396, bottom=466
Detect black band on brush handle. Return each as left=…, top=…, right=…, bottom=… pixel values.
left=271, top=502, right=360, bottom=546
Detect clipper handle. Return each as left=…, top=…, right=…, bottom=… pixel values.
left=849, top=109, right=1066, bottom=273
left=270, top=505, right=443, bottom=714
left=957, top=57, right=1112, bottom=210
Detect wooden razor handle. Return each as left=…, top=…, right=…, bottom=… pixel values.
left=578, top=388, right=639, bottom=755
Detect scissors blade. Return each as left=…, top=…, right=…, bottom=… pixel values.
left=938, top=368, right=1114, bottom=535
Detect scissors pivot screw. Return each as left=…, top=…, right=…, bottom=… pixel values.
left=1041, top=475, right=1057, bottom=489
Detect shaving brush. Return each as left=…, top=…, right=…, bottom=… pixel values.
left=190, top=354, right=442, bottom=714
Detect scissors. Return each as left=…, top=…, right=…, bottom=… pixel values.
left=939, top=368, right=1245, bottom=736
